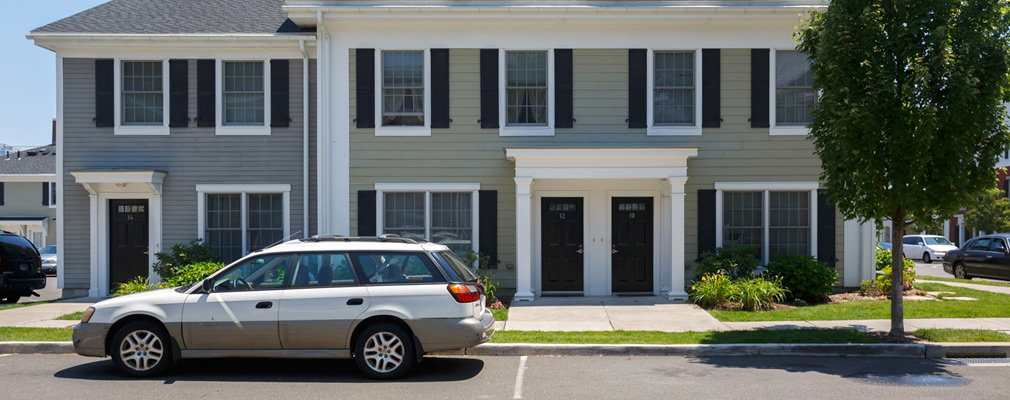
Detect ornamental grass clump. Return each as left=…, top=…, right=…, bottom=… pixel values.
left=689, top=272, right=788, bottom=311
left=689, top=272, right=734, bottom=308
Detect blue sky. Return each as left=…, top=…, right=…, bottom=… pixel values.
left=0, top=0, right=107, bottom=148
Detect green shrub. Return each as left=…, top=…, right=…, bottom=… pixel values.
left=153, top=239, right=218, bottom=279
left=875, top=247, right=915, bottom=271
left=876, top=265, right=917, bottom=294
left=696, top=245, right=760, bottom=279
left=859, top=280, right=887, bottom=297
left=113, top=277, right=157, bottom=297
left=160, top=261, right=225, bottom=288
left=764, top=255, right=838, bottom=303
left=731, top=276, right=788, bottom=311
left=463, top=251, right=500, bottom=303
left=689, top=272, right=734, bottom=308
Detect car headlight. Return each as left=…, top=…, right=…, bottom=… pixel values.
left=81, top=307, right=95, bottom=323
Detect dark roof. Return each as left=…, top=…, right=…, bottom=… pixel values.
left=286, top=0, right=821, bottom=7
left=32, top=0, right=304, bottom=35
left=0, top=145, right=56, bottom=175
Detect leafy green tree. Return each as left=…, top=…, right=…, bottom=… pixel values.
left=964, top=186, right=1010, bottom=234
left=798, top=0, right=1010, bottom=338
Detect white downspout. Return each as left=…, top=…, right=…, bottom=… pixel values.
left=300, top=38, right=310, bottom=239
left=316, top=10, right=329, bottom=235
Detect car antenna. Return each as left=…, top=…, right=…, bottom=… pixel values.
left=261, top=230, right=302, bottom=251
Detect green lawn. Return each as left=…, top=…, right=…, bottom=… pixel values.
left=913, top=328, right=1010, bottom=342
left=491, top=329, right=878, bottom=344
left=709, top=283, right=1010, bottom=322
left=491, top=308, right=508, bottom=321
left=0, top=327, right=72, bottom=342
left=56, top=312, right=84, bottom=321
left=918, top=276, right=1010, bottom=288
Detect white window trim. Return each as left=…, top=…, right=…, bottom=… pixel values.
left=769, top=49, right=812, bottom=136
left=196, top=184, right=291, bottom=256
left=375, top=49, right=432, bottom=137
left=499, top=48, right=555, bottom=137
left=374, top=183, right=480, bottom=255
left=216, top=59, right=272, bottom=136
left=48, top=182, right=57, bottom=209
left=647, top=48, right=703, bottom=136
left=114, top=58, right=170, bottom=136
left=714, top=181, right=819, bottom=265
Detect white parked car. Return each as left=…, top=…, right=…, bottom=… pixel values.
left=902, top=235, right=957, bottom=264
left=72, top=235, right=494, bottom=379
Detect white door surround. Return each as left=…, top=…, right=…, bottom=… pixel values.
left=506, top=147, right=698, bottom=302
left=72, top=170, right=166, bottom=297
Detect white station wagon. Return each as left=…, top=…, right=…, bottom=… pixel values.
left=72, top=236, right=494, bottom=379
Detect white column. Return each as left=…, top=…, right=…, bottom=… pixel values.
left=88, top=193, right=100, bottom=298
left=667, top=177, right=689, bottom=302
left=514, top=177, right=535, bottom=301
left=149, top=194, right=163, bottom=285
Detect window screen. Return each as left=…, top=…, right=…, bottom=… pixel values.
left=122, top=61, right=163, bottom=125
left=775, top=51, right=815, bottom=125
left=723, top=191, right=763, bottom=248
left=206, top=193, right=242, bottom=263
left=223, top=61, right=265, bottom=125
left=653, top=51, right=694, bottom=125
left=506, top=51, right=548, bottom=126
left=248, top=193, right=284, bottom=252
left=382, top=51, right=424, bottom=126
left=768, top=191, right=810, bottom=257
left=383, top=192, right=426, bottom=241
left=431, top=192, right=472, bottom=256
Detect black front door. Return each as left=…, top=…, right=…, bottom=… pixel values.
left=612, top=197, right=653, bottom=293
left=110, top=199, right=149, bottom=288
left=541, top=197, right=584, bottom=292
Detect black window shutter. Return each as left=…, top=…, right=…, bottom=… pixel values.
left=701, top=49, right=721, bottom=128
left=169, top=59, right=189, bottom=128
left=554, top=49, right=574, bottom=129
left=478, top=190, right=498, bottom=267
left=196, top=59, right=216, bottom=127
left=42, top=182, right=50, bottom=206
left=94, top=59, right=114, bottom=128
left=358, top=190, right=377, bottom=236
left=479, top=49, right=499, bottom=129
left=270, top=59, right=290, bottom=128
left=697, top=189, right=716, bottom=257
left=430, top=49, right=451, bottom=129
left=817, top=189, right=836, bottom=268
left=356, top=49, right=375, bottom=129
left=0, top=183, right=5, bottom=206
left=750, top=49, right=770, bottom=128
left=627, top=49, right=647, bottom=129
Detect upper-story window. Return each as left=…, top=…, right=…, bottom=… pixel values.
left=653, top=51, right=695, bottom=126
left=382, top=51, right=424, bottom=126
left=223, top=61, right=265, bottom=125
left=506, top=51, right=548, bottom=126
left=774, top=51, right=815, bottom=126
left=122, top=61, right=164, bottom=125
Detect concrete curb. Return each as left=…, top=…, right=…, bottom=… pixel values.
left=0, top=342, right=75, bottom=355
left=924, top=343, right=1010, bottom=358
left=460, top=343, right=927, bottom=358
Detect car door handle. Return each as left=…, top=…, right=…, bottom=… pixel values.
left=255, top=301, right=273, bottom=309
left=347, top=298, right=364, bottom=306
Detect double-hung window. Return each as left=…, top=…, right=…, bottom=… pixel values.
left=378, top=185, right=479, bottom=256
left=771, top=50, right=816, bottom=135
left=382, top=51, right=424, bottom=126
left=648, top=50, right=701, bottom=136
left=501, top=50, right=553, bottom=136
left=198, top=185, right=290, bottom=263
left=717, top=183, right=819, bottom=264
left=217, top=60, right=270, bottom=135
left=116, top=60, right=169, bottom=135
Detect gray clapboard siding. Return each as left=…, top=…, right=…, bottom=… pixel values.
left=0, top=182, right=57, bottom=245
left=347, top=48, right=844, bottom=289
left=62, top=58, right=317, bottom=294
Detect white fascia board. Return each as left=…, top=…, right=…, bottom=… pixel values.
left=71, top=170, right=166, bottom=184
left=0, top=174, right=57, bottom=182
left=195, top=184, right=292, bottom=193
left=714, top=181, right=819, bottom=191
left=505, top=147, right=699, bottom=161
left=375, top=183, right=480, bottom=192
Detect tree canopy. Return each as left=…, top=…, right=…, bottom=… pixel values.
left=964, top=186, right=1010, bottom=233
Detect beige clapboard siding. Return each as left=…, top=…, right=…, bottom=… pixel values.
left=0, top=182, right=57, bottom=245
left=349, top=48, right=842, bottom=289
left=62, top=58, right=317, bottom=294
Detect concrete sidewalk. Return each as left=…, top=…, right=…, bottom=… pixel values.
left=501, top=296, right=1010, bottom=334
left=918, top=279, right=1010, bottom=295
left=0, top=298, right=97, bottom=328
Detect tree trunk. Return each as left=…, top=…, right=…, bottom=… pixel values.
left=890, top=210, right=906, bottom=339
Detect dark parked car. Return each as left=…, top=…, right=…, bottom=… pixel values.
left=943, top=234, right=1010, bottom=281
left=0, top=232, right=46, bottom=303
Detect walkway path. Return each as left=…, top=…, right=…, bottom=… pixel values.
left=0, top=298, right=97, bottom=328
left=918, top=279, right=1010, bottom=295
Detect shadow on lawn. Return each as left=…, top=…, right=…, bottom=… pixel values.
left=54, top=356, right=483, bottom=383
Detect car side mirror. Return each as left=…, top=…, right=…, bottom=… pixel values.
left=202, top=279, right=213, bottom=293
left=917, top=242, right=924, bottom=246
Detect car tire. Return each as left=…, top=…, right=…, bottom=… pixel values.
left=922, top=253, right=931, bottom=264
left=110, top=320, right=174, bottom=378
left=354, top=322, right=415, bottom=380
left=0, top=296, right=20, bottom=304
left=954, top=263, right=971, bottom=280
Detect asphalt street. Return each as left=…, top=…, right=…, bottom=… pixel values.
left=0, top=354, right=1004, bottom=400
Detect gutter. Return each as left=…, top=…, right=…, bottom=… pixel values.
left=299, top=39, right=310, bottom=239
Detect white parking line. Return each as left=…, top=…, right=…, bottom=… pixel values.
left=513, top=356, right=528, bottom=399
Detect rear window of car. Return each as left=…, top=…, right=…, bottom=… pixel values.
left=0, top=235, right=38, bottom=258
left=431, top=251, right=478, bottom=282
left=351, top=252, right=445, bottom=284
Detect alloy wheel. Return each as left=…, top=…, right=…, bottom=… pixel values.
left=118, top=330, right=164, bottom=372
left=362, top=331, right=405, bottom=373
left=955, top=264, right=967, bottom=280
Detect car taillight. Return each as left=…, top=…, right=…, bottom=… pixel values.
left=447, top=283, right=482, bottom=303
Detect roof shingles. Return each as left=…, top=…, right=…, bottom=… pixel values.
left=0, top=145, right=56, bottom=176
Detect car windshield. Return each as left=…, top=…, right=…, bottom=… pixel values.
left=40, top=245, right=56, bottom=255
left=436, top=251, right=479, bottom=282
left=925, top=237, right=953, bottom=246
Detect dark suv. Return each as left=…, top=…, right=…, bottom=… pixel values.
left=0, top=232, right=46, bottom=303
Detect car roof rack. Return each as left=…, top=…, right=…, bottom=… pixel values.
left=300, top=234, right=429, bottom=244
